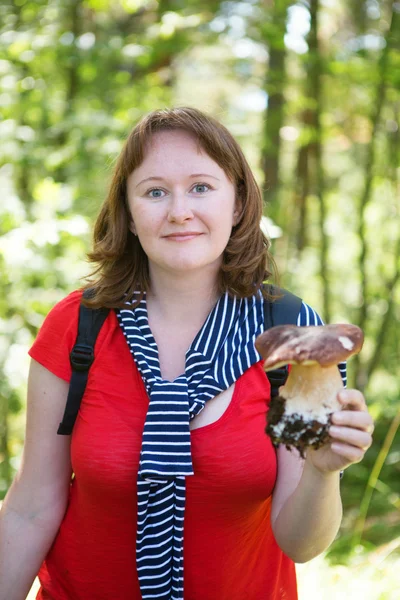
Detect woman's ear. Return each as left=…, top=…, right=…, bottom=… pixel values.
left=129, top=220, right=137, bottom=236
left=234, top=181, right=245, bottom=225
left=233, top=206, right=242, bottom=226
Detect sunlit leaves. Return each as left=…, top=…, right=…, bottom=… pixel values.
left=0, top=1, right=399, bottom=566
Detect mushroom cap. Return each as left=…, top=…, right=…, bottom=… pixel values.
left=255, top=323, right=364, bottom=371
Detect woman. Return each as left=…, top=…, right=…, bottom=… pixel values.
left=0, top=107, right=373, bottom=600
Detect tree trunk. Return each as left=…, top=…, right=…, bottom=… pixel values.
left=261, top=0, right=292, bottom=221
left=55, top=0, right=82, bottom=154
left=366, top=101, right=400, bottom=381
left=0, top=384, right=11, bottom=492
left=353, top=2, right=397, bottom=390
left=366, top=242, right=400, bottom=381
left=308, top=0, right=331, bottom=322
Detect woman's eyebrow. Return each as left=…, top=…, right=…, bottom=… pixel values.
left=135, top=173, right=221, bottom=188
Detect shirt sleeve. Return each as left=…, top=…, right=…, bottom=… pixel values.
left=28, top=290, right=83, bottom=382
left=298, top=301, right=347, bottom=388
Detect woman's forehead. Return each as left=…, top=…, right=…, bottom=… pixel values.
left=131, top=130, right=227, bottom=181
left=143, top=130, right=210, bottom=161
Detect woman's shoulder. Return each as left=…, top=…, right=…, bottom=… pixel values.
left=28, top=289, right=85, bottom=382
left=46, top=289, right=84, bottom=320
left=35, top=289, right=86, bottom=336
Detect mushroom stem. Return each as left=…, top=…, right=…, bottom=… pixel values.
left=266, top=363, right=344, bottom=457
left=280, top=363, right=344, bottom=414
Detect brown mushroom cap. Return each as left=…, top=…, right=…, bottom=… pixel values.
left=255, top=323, right=364, bottom=371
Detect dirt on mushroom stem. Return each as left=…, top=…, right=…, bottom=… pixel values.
left=266, top=399, right=332, bottom=458
left=266, top=363, right=344, bottom=458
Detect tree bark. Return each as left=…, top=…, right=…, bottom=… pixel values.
left=55, top=0, right=82, bottom=151
left=0, top=361, right=11, bottom=491
left=366, top=240, right=400, bottom=381
left=261, top=0, right=292, bottom=220
left=0, top=394, right=10, bottom=490
left=293, top=113, right=311, bottom=253
left=366, top=101, right=400, bottom=381
left=308, top=0, right=330, bottom=322
left=353, top=2, right=398, bottom=389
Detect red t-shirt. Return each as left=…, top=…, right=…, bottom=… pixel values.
left=29, top=291, right=297, bottom=600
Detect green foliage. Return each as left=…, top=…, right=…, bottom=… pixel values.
left=0, top=0, right=399, bottom=572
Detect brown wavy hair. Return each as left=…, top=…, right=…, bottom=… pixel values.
left=83, top=106, right=277, bottom=308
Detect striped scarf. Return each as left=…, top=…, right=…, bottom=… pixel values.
left=117, top=291, right=264, bottom=599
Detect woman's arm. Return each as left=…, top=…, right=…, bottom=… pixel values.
left=271, top=389, right=373, bottom=563
left=0, top=359, right=73, bottom=600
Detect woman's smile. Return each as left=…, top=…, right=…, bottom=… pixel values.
left=163, top=232, right=204, bottom=241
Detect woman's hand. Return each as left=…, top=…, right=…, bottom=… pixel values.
left=306, top=389, right=374, bottom=474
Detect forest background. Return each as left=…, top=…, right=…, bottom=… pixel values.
left=0, top=0, right=399, bottom=598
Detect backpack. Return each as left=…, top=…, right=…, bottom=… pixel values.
left=57, top=286, right=302, bottom=435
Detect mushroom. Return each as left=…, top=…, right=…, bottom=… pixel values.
left=255, top=324, right=364, bottom=457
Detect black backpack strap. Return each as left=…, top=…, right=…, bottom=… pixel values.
left=263, top=285, right=302, bottom=398
left=57, top=290, right=110, bottom=435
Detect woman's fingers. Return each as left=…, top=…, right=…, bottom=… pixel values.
left=331, top=389, right=374, bottom=434
left=328, top=425, right=373, bottom=451
left=328, top=388, right=374, bottom=460
left=337, top=389, right=367, bottom=410
left=329, top=441, right=366, bottom=463
left=331, top=410, right=374, bottom=432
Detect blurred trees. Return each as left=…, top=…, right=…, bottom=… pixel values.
left=1, top=0, right=399, bottom=561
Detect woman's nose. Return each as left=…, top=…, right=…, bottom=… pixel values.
left=167, top=194, right=194, bottom=223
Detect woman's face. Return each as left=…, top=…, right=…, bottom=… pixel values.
left=127, top=129, right=238, bottom=279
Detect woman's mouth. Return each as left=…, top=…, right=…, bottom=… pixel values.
left=163, top=233, right=203, bottom=242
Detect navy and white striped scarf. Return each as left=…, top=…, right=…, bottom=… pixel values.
left=117, top=291, right=264, bottom=599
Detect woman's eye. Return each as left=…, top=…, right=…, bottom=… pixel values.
left=148, top=188, right=165, bottom=198
left=193, top=184, right=210, bottom=194
left=146, top=184, right=210, bottom=197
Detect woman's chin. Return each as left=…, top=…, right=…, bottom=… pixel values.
left=151, top=256, right=222, bottom=277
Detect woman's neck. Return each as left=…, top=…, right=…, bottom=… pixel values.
left=146, top=267, right=221, bottom=326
